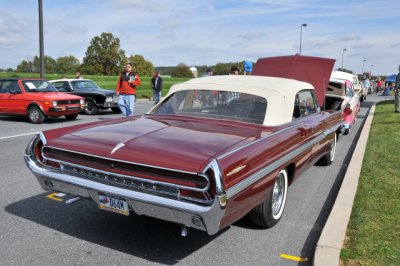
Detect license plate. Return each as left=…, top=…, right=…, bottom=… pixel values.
left=98, top=194, right=129, bottom=216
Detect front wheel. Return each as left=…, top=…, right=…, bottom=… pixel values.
left=317, top=134, right=337, bottom=166
left=250, top=169, right=288, bottom=228
left=84, top=99, right=98, bottom=115
left=28, top=106, right=45, bottom=124
left=65, top=114, right=78, bottom=120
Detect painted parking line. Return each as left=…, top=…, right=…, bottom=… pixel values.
left=0, top=132, right=39, bottom=140
left=280, top=254, right=308, bottom=262
left=46, top=193, right=66, bottom=202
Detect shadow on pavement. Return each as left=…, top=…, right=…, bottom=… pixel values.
left=5, top=193, right=221, bottom=265
left=296, top=99, right=374, bottom=265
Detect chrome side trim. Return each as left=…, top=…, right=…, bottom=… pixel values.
left=225, top=122, right=340, bottom=199
left=217, top=125, right=297, bottom=160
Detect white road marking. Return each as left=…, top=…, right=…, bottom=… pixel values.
left=0, top=132, right=39, bottom=140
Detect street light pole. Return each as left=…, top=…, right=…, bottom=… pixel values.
left=370, top=64, right=373, bottom=73
left=362, top=59, right=366, bottom=73
left=341, top=48, right=347, bottom=69
left=299, top=23, right=307, bottom=54
left=38, top=0, right=45, bottom=78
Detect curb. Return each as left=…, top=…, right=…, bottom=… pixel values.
left=313, top=104, right=376, bottom=266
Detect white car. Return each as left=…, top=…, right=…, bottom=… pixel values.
left=331, top=71, right=366, bottom=101
left=325, top=75, right=360, bottom=134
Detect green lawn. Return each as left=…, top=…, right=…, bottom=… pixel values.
left=0, top=72, right=190, bottom=99
left=340, top=100, right=400, bottom=265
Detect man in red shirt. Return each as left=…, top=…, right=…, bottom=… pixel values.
left=116, top=63, right=141, bottom=116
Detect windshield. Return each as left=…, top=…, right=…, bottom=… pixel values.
left=22, top=80, right=58, bottom=92
left=151, top=89, right=267, bottom=125
left=71, top=80, right=99, bottom=90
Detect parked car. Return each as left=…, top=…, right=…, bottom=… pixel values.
left=331, top=70, right=366, bottom=101
left=25, top=55, right=343, bottom=236
left=325, top=76, right=360, bottom=135
left=49, top=79, right=120, bottom=115
left=0, top=78, right=84, bottom=123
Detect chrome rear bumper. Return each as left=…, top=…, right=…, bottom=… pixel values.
left=24, top=154, right=226, bottom=235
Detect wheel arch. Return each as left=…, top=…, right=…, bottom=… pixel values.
left=286, top=163, right=296, bottom=186
left=26, top=102, right=46, bottom=116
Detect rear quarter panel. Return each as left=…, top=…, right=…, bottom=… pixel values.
left=216, top=111, right=341, bottom=229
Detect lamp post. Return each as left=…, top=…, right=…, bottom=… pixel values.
left=341, top=48, right=347, bottom=69
left=370, top=64, right=373, bottom=73
left=362, top=59, right=366, bottom=73
left=38, top=0, right=45, bottom=78
left=299, top=23, right=307, bottom=54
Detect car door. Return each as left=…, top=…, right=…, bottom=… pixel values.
left=52, top=81, right=71, bottom=93
left=294, top=90, right=328, bottom=163
left=0, top=80, right=24, bottom=114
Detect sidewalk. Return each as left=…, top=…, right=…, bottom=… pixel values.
left=313, top=104, right=377, bottom=265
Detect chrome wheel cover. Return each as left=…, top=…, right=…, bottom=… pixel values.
left=330, top=135, right=337, bottom=162
left=29, top=109, right=39, bottom=122
left=271, top=172, right=286, bottom=217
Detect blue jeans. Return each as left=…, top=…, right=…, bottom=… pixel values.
left=154, top=90, right=161, bottom=103
left=118, top=94, right=135, bottom=117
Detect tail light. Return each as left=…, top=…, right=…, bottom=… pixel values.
left=27, top=133, right=60, bottom=169
left=343, top=107, right=352, bottom=115
left=34, top=138, right=44, bottom=164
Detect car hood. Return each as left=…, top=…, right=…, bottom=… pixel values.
left=28, top=92, right=82, bottom=100
left=80, top=88, right=115, bottom=96
left=44, top=115, right=267, bottom=173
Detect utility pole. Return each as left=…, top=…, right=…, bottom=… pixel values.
left=38, top=0, right=45, bottom=78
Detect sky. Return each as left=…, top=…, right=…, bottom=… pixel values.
left=1, top=0, right=400, bottom=75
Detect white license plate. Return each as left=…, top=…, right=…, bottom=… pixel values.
left=98, top=195, right=129, bottom=216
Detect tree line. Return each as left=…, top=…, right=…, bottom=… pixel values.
left=14, top=32, right=248, bottom=78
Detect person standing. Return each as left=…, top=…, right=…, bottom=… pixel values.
left=116, top=63, right=141, bottom=117
left=153, top=71, right=162, bottom=104
left=362, top=74, right=371, bottom=94
left=75, top=71, right=83, bottom=79
left=395, top=65, right=400, bottom=113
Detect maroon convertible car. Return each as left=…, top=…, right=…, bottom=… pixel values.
left=25, top=55, right=343, bottom=236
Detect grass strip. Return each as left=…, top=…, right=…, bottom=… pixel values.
left=341, top=100, right=400, bottom=265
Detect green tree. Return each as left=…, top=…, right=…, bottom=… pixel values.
left=33, top=55, right=57, bottom=73
left=16, top=60, right=34, bottom=72
left=56, top=56, right=80, bottom=74
left=81, top=32, right=126, bottom=75
left=213, top=62, right=244, bottom=75
left=127, top=54, right=154, bottom=76
left=171, top=63, right=193, bottom=78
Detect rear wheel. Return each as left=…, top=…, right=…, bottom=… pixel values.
left=317, top=134, right=337, bottom=166
left=250, top=169, right=288, bottom=228
left=27, top=106, right=45, bottom=124
left=65, top=114, right=78, bottom=120
left=84, top=99, right=98, bottom=115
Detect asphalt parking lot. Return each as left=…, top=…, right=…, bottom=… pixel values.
left=0, top=98, right=377, bottom=265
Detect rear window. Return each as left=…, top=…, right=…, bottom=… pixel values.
left=152, top=89, right=267, bottom=125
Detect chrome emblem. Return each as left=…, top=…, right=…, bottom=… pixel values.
left=111, top=142, right=125, bottom=154
left=227, top=165, right=247, bottom=176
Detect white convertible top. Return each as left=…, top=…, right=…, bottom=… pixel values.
left=166, top=75, right=315, bottom=126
